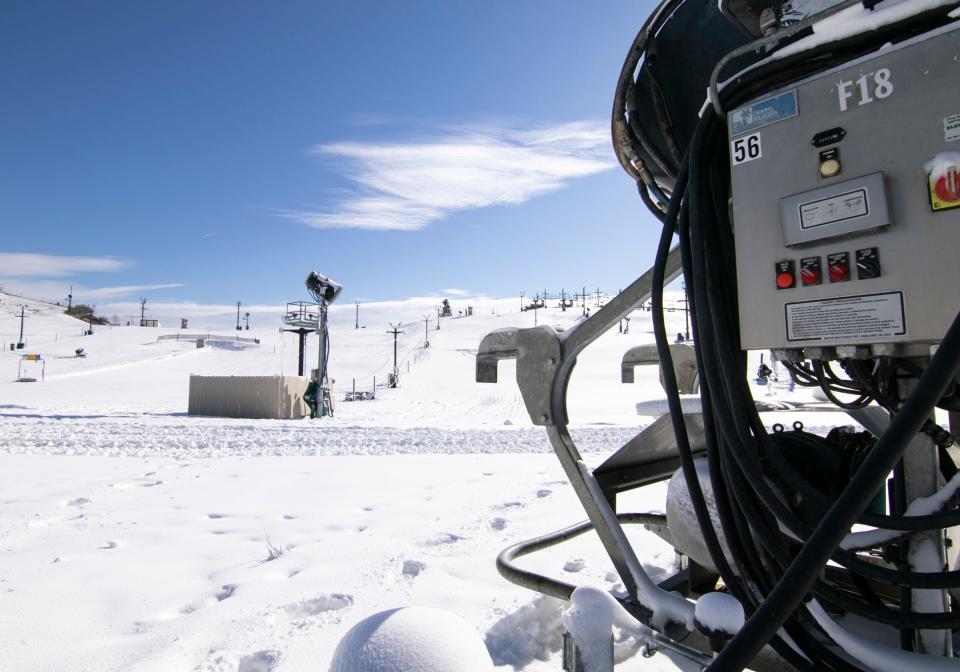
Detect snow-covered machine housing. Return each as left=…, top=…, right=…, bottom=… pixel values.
left=477, top=1, right=960, bottom=670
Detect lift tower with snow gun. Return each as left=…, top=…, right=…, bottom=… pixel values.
left=303, top=271, right=342, bottom=418
left=476, top=2, right=960, bottom=670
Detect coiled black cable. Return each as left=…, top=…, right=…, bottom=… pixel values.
left=637, top=6, right=960, bottom=670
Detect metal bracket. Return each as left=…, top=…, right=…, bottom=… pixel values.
left=476, top=325, right=563, bottom=425
left=622, top=342, right=699, bottom=394
left=475, top=246, right=690, bottom=624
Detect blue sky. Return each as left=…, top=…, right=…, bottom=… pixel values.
left=0, top=1, right=664, bottom=320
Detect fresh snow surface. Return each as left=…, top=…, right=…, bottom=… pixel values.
left=329, top=606, right=493, bottom=672
left=925, top=151, right=960, bottom=183
left=773, top=0, right=959, bottom=59
left=0, top=289, right=836, bottom=670
left=563, top=586, right=641, bottom=672
left=693, top=592, right=745, bottom=637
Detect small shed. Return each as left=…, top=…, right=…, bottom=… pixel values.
left=188, top=375, right=309, bottom=419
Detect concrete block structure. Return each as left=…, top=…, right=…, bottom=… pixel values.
left=188, top=375, right=309, bottom=419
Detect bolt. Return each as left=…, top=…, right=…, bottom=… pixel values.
left=540, top=414, right=549, bottom=423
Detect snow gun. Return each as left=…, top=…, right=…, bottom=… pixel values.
left=477, top=1, right=960, bottom=670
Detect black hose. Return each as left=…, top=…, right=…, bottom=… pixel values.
left=709, top=310, right=960, bottom=670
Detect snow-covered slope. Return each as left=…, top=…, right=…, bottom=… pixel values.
left=0, top=288, right=822, bottom=671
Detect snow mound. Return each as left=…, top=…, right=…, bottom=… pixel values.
left=693, top=592, right=744, bottom=637
left=329, top=606, right=493, bottom=672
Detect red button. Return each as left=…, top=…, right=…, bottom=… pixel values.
left=801, top=267, right=821, bottom=285
left=935, top=168, right=960, bottom=202
left=829, top=264, right=848, bottom=282
left=776, top=272, right=795, bottom=289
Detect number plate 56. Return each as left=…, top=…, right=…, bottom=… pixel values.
left=731, top=132, right=762, bottom=166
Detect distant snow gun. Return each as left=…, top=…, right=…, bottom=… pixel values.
left=478, top=2, right=960, bottom=670
left=303, top=271, right=342, bottom=418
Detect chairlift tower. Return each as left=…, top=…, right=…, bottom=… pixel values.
left=387, top=323, right=404, bottom=387
left=281, top=302, right=319, bottom=377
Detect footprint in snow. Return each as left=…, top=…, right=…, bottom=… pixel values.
left=536, top=489, right=552, bottom=498
left=489, top=518, right=508, bottom=531
left=67, top=497, right=90, bottom=507
left=192, top=649, right=236, bottom=670
left=402, top=560, right=426, bottom=578
left=564, top=558, right=586, bottom=573
left=215, top=584, right=237, bottom=602
left=238, top=650, right=281, bottom=672
left=283, top=593, right=353, bottom=618
left=99, top=540, right=120, bottom=550
left=282, top=514, right=296, bottom=520
left=496, top=501, right=524, bottom=510
left=422, top=532, right=464, bottom=546
left=207, top=513, right=227, bottom=519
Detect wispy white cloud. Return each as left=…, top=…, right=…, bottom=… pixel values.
left=82, top=283, right=186, bottom=300
left=0, top=279, right=185, bottom=305
left=0, top=253, right=130, bottom=277
left=442, top=288, right=469, bottom=296
left=279, top=120, right=613, bottom=232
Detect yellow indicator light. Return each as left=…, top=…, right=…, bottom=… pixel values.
left=819, top=158, right=841, bottom=178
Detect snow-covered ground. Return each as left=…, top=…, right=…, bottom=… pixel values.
left=0, top=289, right=832, bottom=671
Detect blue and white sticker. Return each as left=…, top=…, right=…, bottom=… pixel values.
left=730, top=90, right=798, bottom=137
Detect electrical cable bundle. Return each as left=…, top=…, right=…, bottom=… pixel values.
left=618, top=3, right=960, bottom=670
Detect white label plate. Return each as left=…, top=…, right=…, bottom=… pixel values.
left=946, top=114, right=960, bottom=142
left=799, top=189, right=869, bottom=229
left=785, top=292, right=906, bottom=342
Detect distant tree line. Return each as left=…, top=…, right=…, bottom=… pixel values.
left=65, top=304, right=109, bottom=325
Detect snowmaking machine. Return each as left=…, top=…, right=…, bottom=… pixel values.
left=477, top=1, right=960, bottom=670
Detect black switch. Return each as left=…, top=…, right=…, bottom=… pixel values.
left=856, top=247, right=881, bottom=279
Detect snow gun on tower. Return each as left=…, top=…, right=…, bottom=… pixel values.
left=477, top=1, right=960, bottom=670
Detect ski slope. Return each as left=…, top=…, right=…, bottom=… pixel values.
left=0, top=289, right=831, bottom=671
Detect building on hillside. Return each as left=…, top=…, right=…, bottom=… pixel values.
left=140, top=319, right=159, bottom=328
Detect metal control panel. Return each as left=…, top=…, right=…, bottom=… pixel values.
left=729, top=23, right=960, bottom=351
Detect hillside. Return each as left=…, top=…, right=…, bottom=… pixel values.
left=0, top=287, right=821, bottom=672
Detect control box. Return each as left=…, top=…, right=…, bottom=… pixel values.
left=729, top=23, right=960, bottom=352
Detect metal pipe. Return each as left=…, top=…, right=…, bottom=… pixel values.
left=497, top=512, right=711, bottom=668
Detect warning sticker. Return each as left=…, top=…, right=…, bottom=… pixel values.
left=785, top=292, right=905, bottom=342
left=946, top=114, right=960, bottom=142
